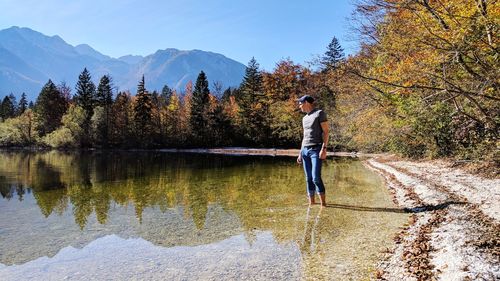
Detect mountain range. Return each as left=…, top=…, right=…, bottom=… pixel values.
left=0, top=26, right=246, bottom=101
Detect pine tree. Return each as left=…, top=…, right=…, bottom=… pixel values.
left=238, top=57, right=268, bottom=145
left=34, top=80, right=68, bottom=136
left=1, top=95, right=15, bottom=120
left=133, top=75, right=153, bottom=146
left=240, top=57, right=263, bottom=99
left=96, top=75, right=113, bottom=107
left=8, top=94, right=17, bottom=116
left=74, top=68, right=96, bottom=145
left=74, top=68, right=96, bottom=116
left=18, top=92, right=28, bottom=115
left=95, top=75, right=114, bottom=146
left=321, top=37, right=345, bottom=71
left=190, top=71, right=210, bottom=145
left=239, top=57, right=262, bottom=113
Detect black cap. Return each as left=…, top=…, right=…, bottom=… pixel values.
left=297, top=95, right=315, bottom=103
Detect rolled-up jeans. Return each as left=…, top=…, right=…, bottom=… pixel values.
left=301, top=145, right=325, bottom=196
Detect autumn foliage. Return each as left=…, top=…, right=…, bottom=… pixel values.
left=0, top=0, right=497, bottom=160
left=343, top=0, right=499, bottom=158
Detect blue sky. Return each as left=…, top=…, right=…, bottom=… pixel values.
left=0, top=0, right=357, bottom=71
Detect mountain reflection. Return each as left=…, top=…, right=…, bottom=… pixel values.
left=0, top=233, right=302, bottom=281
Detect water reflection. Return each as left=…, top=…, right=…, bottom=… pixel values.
left=0, top=233, right=302, bottom=281
left=0, top=151, right=408, bottom=280
left=1, top=151, right=298, bottom=229
left=300, top=207, right=324, bottom=255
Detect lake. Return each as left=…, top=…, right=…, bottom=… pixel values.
left=0, top=151, right=407, bottom=280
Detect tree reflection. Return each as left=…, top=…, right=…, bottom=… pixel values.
left=0, top=175, right=12, bottom=199
left=0, top=152, right=306, bottom=231
left=0, top=151, right=372, bottom=242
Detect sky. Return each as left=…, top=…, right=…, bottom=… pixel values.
left=0, top=0, right=358, bottom=71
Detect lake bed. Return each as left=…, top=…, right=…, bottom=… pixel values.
left=0, top=151, right=408, bottom=280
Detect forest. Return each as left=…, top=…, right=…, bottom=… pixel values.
left=0, top=0, right=498, bottom=160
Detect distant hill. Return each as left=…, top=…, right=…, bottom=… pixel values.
left=0, top=26, right=246, bottom=101
left=118, top=55, right=144, bottom=65
left=74, top=44, right=112, bottom=61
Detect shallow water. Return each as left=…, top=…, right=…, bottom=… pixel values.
left=0, top=151, right=408, bottom=280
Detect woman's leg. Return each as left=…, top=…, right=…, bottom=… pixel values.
left=302, top=148, right=316, bottom=204
left=310, top=148, right=326, bottom=206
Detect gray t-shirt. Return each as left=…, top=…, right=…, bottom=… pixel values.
left=302, top=108, right=327, bottom=147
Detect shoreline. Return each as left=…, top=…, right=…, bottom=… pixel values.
left=364, top=156, right=499, bottom=280
left=0, top=147, right=380, bottom=158
left=157, top=147, right=381, bottom=158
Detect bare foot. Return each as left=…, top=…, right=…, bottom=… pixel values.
left=319, top=193, right=326, bottom=207
left=308, top=196, right=316, bottom=206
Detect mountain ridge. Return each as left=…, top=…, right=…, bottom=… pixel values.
left=0, top=26, right=246, bottom=101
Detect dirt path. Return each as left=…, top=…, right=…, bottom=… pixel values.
left=364, top=156, right=499, bottom=281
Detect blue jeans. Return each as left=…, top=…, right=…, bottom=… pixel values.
left=301, top=146, right=325, bottom=196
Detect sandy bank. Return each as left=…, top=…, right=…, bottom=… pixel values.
left=364, top=156, right=499, bottom=280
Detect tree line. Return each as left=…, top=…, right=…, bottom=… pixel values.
left=1, top=0, right=497, bottom=160
left=0, top=46, right=342, bottom=149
